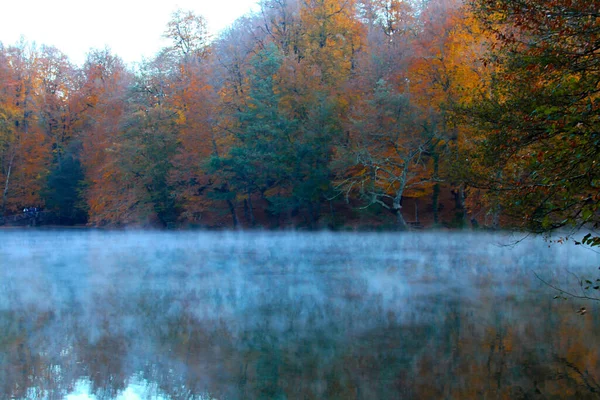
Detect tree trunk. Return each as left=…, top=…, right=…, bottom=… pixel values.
left=432, top=183, right=440, bottom=225
left=432, top=144, right=440, bottom=225
left=243, top=199, right=250, bottom=226
left=492, top=204, right=501, bottom=230
left=452, top=184, right=468, bottom=228
left=244, top=194, right=256, bottom=227
left=491, top=171, right=502, bottom=230
left=415, top=198, right=419, bottom=223
left=459, top=184, right=467, bottom=226
left=308, top=202, right=318, bottom=229
left=329, top=200, right=335, bottom=228
left=227, top=199, right=239, bottom=229
left=393, top=177, right=408, bottom=230
left=2, top=154, right=15, bottom=217
left=395, top=208, right=408, bottom=230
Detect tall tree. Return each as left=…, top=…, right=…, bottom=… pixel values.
left=409, top=0, right=490, bottom=226
left=211, top=44, right=294, bottom=226
left=37, top=45, right=88, bottom=224
left=213, top=42, right=340, bottom=227
left=300, top=0, right=364, bottom=86
left=259, top=0, right=303, bottom=58
left=165, top=10, right=219, bottom=225
left=163, top=9, right=211, bottom=60
left=79, top=49, right=133, bottom=225
left=0, top=41, right=51, bottom=216
left=336, top=80, right=437, bottom=229
left=467, top=0, right=600, bottom=237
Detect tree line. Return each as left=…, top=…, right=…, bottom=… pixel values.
left=0, top=0, right=597, bottom=234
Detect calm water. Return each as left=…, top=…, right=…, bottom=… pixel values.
left=0, top=230, right=599, bottom=399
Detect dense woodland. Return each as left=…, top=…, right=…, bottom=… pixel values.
left=0, top=0, right=598, bottom=232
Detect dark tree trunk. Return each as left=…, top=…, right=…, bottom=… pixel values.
left=432, top=145, right=440, bottom=225
left=227, top=199, right=239, bottom=229
left=329, top=200, right=335, bottom=228
left=492, top=205, right=501, bottom=230
left=307, top=202, right=319, bottom=229
left=244, top=194, right=256, bottom=227
left=415, top=198, right=419, bottom=223
left=452, top=184, right=468, bottom=228
left=432, top=183, right=440, bottom=225
left=395, top=208, right=408, bottom=231
left=459, top=185, right=467, bottom=226
left=2, top=154, right=14, bottom=217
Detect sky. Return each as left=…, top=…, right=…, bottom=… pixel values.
left=0, top=0, right=260, bottom=66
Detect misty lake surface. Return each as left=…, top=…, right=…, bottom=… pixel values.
left=1, top=230, right=599, bottom=399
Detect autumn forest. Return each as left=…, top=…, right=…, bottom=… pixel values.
left=0, top=0, right=598, bottom=232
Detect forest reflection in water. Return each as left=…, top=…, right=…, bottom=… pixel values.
left=0, top=230, right=599, bottom=399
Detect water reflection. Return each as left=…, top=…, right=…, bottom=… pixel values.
left=0, top=231, right=599, bottom=399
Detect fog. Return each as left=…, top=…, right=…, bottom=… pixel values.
left=0, top=230, right=599, bottom=399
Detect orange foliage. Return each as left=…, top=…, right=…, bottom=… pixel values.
left=0, top=42, right=52, bottom=214
left=170, top=59, right=219, bottom=222
left=78, top=50, right=135, bottom=225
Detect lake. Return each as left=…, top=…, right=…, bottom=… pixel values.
left=0, top=230, right=599, bottom=399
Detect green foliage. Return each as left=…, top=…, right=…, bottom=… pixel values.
left=466, top=0, right=600, bottom=239
left=575, top=234, right=600, bottom=248
left=121, top=105, right=181, bottom=226
left=42, top=149, right=88, bottom=225
left=213, top=43, right=339, bottom=226
left=5, top=0, right=597, bottom=233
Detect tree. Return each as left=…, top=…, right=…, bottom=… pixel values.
left=356, top=0, right=415, bottom=88
left=276, top=55, right=341, bottom=226
left=37, top=46, right=76, bottom=168
left=0, top=41, right=51, bottom=216
left=42, top=150, right=87, bottom=224
left=164, top=11, right=218, bottom=225
left=36, top=45, right=88, bottom=224
left=258, top=0, right=303, bottom=58
left=467, top=0, right=600, bottom=237
left=0, top=44, right=20, bottom=216
left=211, top=44, right=294, bottom=227
left=78, top=49, right=133, bottom=225
left=300, top=0, right=364, bottom=86
left=212, top=41, right=341, bottom=228
left=336, top=80, right=437, bottom=229
left=119, top=103, right=180, bottom=226
left=163, top=9, right=211, bottom=61
left=409, top=0, right=490, bottom=226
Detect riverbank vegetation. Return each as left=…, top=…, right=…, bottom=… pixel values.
left=0, top=0, right=598, bottom=237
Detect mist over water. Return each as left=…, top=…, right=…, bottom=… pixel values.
left=0, top=230, right=599, bottom=399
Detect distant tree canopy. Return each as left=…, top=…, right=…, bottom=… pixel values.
left=0, top=0, right=597, bottom=239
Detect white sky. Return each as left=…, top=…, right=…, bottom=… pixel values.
left=0, top=0, right=260, bottom=66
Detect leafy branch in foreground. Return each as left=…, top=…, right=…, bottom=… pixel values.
left=533, top=270, right=600, bottom=303
left=466, top=0, right=600, bottom=235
